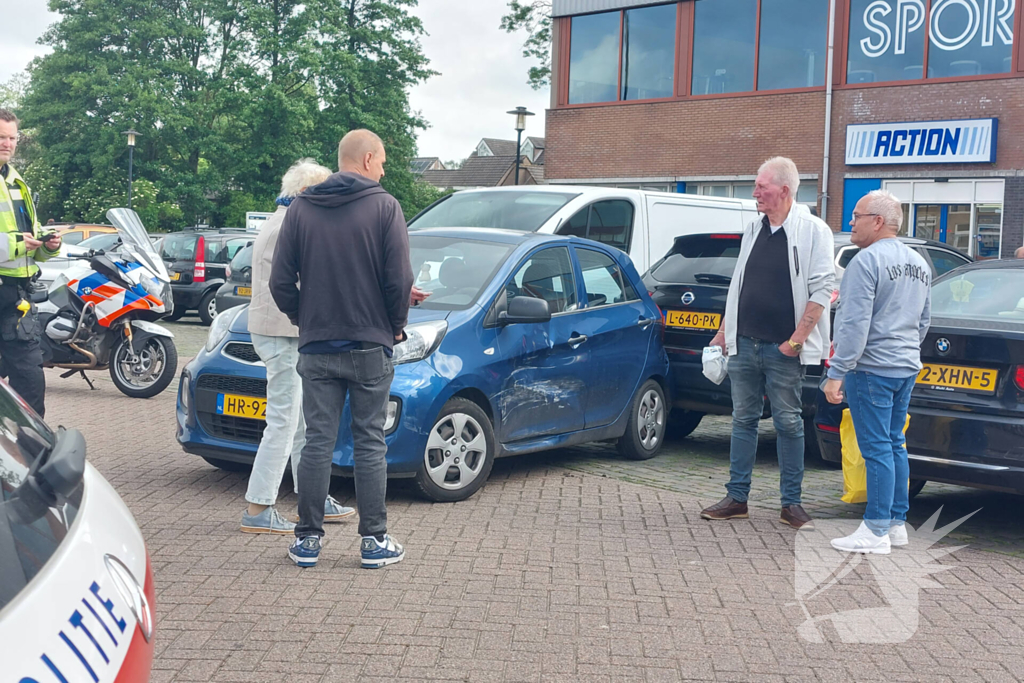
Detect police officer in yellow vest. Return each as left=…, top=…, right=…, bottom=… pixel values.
left=0, top=109, right=61, bottom=416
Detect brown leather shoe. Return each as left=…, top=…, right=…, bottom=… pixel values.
left=780, top=505, right=814, bottom=530
left=700, top=496, right=749, bottom=520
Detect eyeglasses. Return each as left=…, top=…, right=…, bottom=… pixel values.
left=851, top=212, right=880, bottom=221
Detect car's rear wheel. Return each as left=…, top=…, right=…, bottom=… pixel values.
left=199, top=290, right=218, bottom=325
left=668, top=409, right=704, bottom=439
left=164, top=308, right=186, bottom=322
left=618, top=379, right=667, bottom=461
left=201, top=456, right=252, bottom=472
left=909, top=479, right=926, bottom=499
left=414, top=398, right=495, bottom=502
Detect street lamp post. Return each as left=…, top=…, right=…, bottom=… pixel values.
left=506, top=107, right=535, bottom=186
left=123, top=129, right=140, bottom=209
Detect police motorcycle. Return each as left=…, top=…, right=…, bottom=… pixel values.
left=38, top=208, right=178, bottom=398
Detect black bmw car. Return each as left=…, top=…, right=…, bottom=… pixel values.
left=815, top=258, right=1024, bottom=496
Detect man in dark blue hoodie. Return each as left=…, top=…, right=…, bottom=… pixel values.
left=271, top=129, right=415, bottom=569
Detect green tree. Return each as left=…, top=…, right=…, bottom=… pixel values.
left=0, top=72, right=29, bottom=110
left=500, top=0, right=552, bottom=90
left=19, top=0, right=436, bottom=230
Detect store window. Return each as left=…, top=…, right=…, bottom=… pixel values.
left=621, top=4, right=677, bottom=100
left=685, top=182, right=817, bottom=205
left=846, top=0, right=1014, bottom=84
left=758, top=0, right=829, bottom=90
left=568, top=11, right=621, bottom=104
left=928, top=0, right=1014, bottom=78
left=692, top=0, right=757, bottom=94
left=975, top=204, right=1003, bottom=259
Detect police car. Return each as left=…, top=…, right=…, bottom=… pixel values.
left=0, top=382, right=154, bottom=682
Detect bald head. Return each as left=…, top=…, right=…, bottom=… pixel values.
left=1016, top=245, right=1024, bottom=259
left=338, top=129, right=386, bottom=182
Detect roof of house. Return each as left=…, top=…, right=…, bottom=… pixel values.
left=526, top=137, right=546, bottom=149
left=410, top=157, right=443, bottom=174
left=533, top=150, right=545, bottom=165
left=525, top=166, right=545, bottom=183
left=480, top=138, right=519, bottom=156
left=421, top=155, right=520, bottom=189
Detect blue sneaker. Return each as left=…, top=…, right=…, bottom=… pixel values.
left=241, top=506, right=296, bottom=535
left=361, top=534, right=405, bottom=569
left=324, top=496, right=356, bottom=523
left=288, top=535, right=322, bottom=568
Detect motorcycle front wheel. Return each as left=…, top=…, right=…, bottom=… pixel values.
left=109, top=334, right=179, bottom=398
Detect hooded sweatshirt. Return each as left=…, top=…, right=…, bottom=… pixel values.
left=269, top=172, right=414, bottom=351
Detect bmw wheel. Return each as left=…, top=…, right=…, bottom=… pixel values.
left=414, top=398, right=495, bottom=502
left=109, top=334, right=179, bottom=399
left=618, top=379, right=667, bottom=461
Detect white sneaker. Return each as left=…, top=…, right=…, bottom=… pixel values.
left=831, top=521, right=892, bottom=555
left=888, top=523, right=909, bottom=547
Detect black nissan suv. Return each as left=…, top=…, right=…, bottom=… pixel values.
left=642, top=232, right=972, bottom=455
left=160, top=228, right=255, bottom=325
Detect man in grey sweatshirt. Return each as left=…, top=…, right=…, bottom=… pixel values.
left=824, top=189, right=931, bottom=555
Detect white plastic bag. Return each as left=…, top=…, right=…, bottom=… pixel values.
left=702, top=346, right=728, bottom=385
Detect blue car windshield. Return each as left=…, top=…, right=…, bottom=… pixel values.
left=411, top=235, right=514, bottom=310
left=931, top=269, right=1024, bottom=321
left=409, top=191, right=578, bottom=232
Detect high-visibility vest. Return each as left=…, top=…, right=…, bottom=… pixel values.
left=0, top=164, right=57, bottom=278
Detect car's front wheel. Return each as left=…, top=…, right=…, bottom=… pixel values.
left=909, top=479, right=926, bottom=499
left=414, top=398, right=495, bottom=502
left=618, top=379, right=667, bottom=461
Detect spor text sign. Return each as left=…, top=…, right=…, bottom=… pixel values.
left=845, top=118, right=997, bottom=165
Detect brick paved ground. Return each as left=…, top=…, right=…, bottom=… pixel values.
left=46, top=331, right=1024, bottom=682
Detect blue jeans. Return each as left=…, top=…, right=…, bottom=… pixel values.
left=245, top=334, right=303, bottom=506
left=726, top=337, right=806, bottom=506
left=843, top=371, right=915, bottom=536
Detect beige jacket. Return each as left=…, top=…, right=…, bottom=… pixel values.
left=247, top=205, right=299, bottom=338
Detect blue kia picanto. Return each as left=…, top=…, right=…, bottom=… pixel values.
left=176, top=228, right=670, bottom=502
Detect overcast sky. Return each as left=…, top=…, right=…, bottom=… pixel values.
left=0, top=0, right=550, bottom=162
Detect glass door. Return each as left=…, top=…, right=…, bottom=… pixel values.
left=914, top=205, right=941, bottom=242
left=913, top=204, right=976, bottom=257
left=974, top=204, right=1003, bottom=259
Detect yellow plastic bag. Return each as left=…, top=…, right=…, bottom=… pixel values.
left=840, top=408, right=911, bottom=504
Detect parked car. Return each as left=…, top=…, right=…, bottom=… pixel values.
left=408, top=185, right=759, bottom=275
left=37, top=232, right=127, bottom=286
left=159, top=229, right=254, bottom=325
left=0, top=380, right=155, bottom=681
left=50, top=223, right=118, bottom=246
left=815, top=258, right=1024, bottom=496
left=214, top=243, right=253, bottom=313
left=177, top=228, right=671, bottom=502
left=642, top=232, right=973, bottom=451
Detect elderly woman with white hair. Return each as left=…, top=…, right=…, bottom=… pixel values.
left=240, top=159, right=356, bottom=534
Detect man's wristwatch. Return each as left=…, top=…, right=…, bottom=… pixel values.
left=787, top=339, right=804, bottom=353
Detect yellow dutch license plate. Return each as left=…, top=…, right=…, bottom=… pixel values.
left=170, top=272, right=180, bottom=281
left=665, top=310, right=721, bottom=331
left=916, top=364, right=998, bottom=394
left=235, top=286, right=252, bottom=296
left=217, top=393, right=267, bottom=420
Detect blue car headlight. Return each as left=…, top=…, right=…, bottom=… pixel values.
left=206, top=305, right=245, bottom=352
left=393, top=321, right=447, bottom=365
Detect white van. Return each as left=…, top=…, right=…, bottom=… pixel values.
left=408, top=185, right=760, bottom=274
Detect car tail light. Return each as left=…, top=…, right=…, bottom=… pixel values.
left=194, top=235, right=206, bottom=282
left=709, top=234, right=742, bottom=240
left=225, top=264, right=232, bottom=278
left=818, top=423, right=840, bottom=434
left=823, top=342, right=835, bottom=368
left=1014, top=365, right=1024, bottom=392
left=830, top=289, right=839, bottom=304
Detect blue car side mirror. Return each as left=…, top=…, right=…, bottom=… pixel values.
left=499, top=296, right=551, bottom=325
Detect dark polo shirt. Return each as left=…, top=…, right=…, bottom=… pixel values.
left=737, top=217, right=796, bottom=344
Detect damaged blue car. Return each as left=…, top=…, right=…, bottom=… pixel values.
left=177, top=228, right=671, bottom=502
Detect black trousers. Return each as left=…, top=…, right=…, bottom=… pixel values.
left=0, top=281, right=46, bottom=417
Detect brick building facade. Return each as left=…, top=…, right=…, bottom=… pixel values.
left=545, top=0, right=1024, bottom=258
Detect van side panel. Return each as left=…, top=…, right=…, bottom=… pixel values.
left=645, top=198, right=745, bottom=267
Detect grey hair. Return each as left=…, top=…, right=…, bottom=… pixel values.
left=758, top=156, right=800, bottom=195
left=863, top=189, right=903, bottom=231
left=279, top=158, right=332, bottom=198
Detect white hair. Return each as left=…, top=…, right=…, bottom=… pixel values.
left=863, top=189, right=903, bottom=231
left=279, top=158, right=333, bottom=198
left=758, top=156, right=800, bottom=195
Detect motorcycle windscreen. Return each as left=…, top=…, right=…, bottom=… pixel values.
left=105, top=208, right=171, bottom=282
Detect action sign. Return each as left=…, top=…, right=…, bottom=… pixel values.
left=845, top=118, right=997, bottom=165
